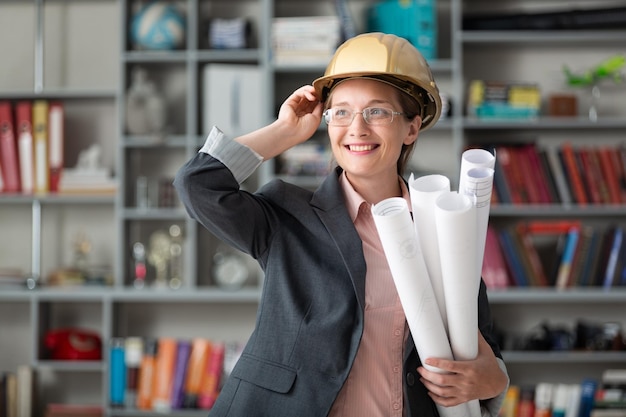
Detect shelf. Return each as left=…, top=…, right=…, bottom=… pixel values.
left=35, top=360, right=105, bottom=372
left=110, top=409, right=209, bottom=417
left=0, top=287, right=261, bottom=303
left=502, top=350, right=626, bottom=364
left=0, top=89, right=117, bottom=100
left=0, top=194, right=116, bottom=205
left=120, top=208, right=188, bottom=220
left=487, top=288, right=626, bottom=304
left=122, top=135, right=188, bottom=148
left=460, top=30, right=626, bottom=44
left=463, top=116, right=626, bottom=130
left=490, top=204, right=626, bottom=217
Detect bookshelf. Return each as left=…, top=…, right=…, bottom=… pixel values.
left=1, top=0, right=625, bottom=415
left=459, top=0, right=626, bottom=391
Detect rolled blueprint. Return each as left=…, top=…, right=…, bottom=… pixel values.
left=435, top=192, right=481, bottom=417
left=458, top=148, right=496, bottom=281
left=458, top=148, right=495, bottom=194
left=372, top=197, right=472, bottom=417
left=408, top=173, right=450, bottom=330
left=463, top=166, right=495, bottom=284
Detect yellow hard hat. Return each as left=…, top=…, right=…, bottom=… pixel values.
left=313, top=32, right=442, bottom=131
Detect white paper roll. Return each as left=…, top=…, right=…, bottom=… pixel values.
left=463, top=167, right=495, bottom=281
left=408, top=173, right=450, bottom=330
left=372, top=197, right=473, bottom=417
left=435, top=191, right=481, bottom=417
left=458, top=148, right=495, bottom=195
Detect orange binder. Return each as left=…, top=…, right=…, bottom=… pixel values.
left=16, top=101, right=34, bottom=194
left=32, top=100, right=49, bottom=194
left=0, top=101, right=21, bottom=192
left=198, top=341, right=225, bottom=410
left=48, top=101, right=64, bottom=193
left=182, top=338, right=212, bottom=408
left=151, top=338, right=177, bottom=412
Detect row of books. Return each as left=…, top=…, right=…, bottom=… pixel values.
left=109, top=337, right=242, bottom=412
left=501, top=370, right=626, bottom=417
left=0, top=100, right=116, bottom=196
left=0, top=100, right=63, bottom=195
left=467, top=80, right=541, bottom=119
left=0, top=365, right=35, bottom=417
left=482, top=222, right=626, bottom=289
left=490, top=142, right=626, bottom=206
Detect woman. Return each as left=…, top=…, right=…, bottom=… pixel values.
left=174, top=32, right=508, bottom=417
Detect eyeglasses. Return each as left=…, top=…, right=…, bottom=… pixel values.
left=323, top=107, right=404, bottom=126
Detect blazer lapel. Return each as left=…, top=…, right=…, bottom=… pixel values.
left=311, top=168, right=367, bottom=310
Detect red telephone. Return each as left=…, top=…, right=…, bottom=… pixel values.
left=44, top=328, right=102, bottom=360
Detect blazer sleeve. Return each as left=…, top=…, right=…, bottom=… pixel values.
left=173, top=128, right=274, bottom=259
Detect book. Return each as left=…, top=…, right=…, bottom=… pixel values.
left=515, top=223, right=549, bottom=287
left=552, top=383, right=572, bottom=417
left=570, top=226, right=596, bottom=287
left=578, top=227, right=603, bottom=287
left=498, top=227, right=529, bottom=287
left=109, top=338, right=126, bottom=408
left=481, top=225, right=510, bottom=289
left=197, top=341, right=225, bottom=410
left=592, top=227, right=618, bottom=286
left=137, top=338, right=157, bottom=410
left=170, top=339, right=192, bottom=409
left=603, top=226, right=624, bottom=288
left=544, top=145, right=573, bottom=205
left=537, top=147, right=561, bottom=204
left=565, top=384, right=582, bottom=417
left=4, top=372, right=17, bottom=417
left=577, top=147, right=602, bottom=204
left=151, top=337, right=178, bottom=412
left=0, top=101, right=20, bottom=193
left=522, top=143, right=552, bottom=204
left=495, top=145, right=525, bottom=204
left=124, top=337, right=143, bottom=409
left=15, top=101, right=34, bottom=194
left=16, top=365, right=35, bottom=417
left=492, top=147, right=513, bottom=204
left=598, top=146, right=623, bottom=204
left=578, top=379, right=599, bottom=417
left=47, top=102, right=64, bottom=193
left=517, top=386, right=535, bottom=417
left=32, top=100, right=49, bottom=194
left=182, top=338, right=212, bottom=408
left=534, top=383, right=554, bottom=417
left=555, top=226, right=581, bottom=289
left=560, top=142, right=588, bottom=205
left=524, top=144, right=555, bottom=203
left=500, top=385, right=520, bottom=417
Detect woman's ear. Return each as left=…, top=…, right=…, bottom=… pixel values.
left=404, top=116, right=422, bottom=145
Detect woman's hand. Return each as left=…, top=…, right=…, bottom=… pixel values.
left=235, top=85, right=323, bottom=160
left=416, top=331, right=508, bottom=407
left=276, top=85, right=323, bottom=143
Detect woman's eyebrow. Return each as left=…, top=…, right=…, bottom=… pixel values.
left=332, top=99, right=392, bottom=107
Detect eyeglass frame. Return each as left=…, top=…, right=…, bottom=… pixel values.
left=323, top=106, right=405, bottom=126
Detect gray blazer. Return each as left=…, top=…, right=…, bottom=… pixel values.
left=174, top=152, right=502, bottom=417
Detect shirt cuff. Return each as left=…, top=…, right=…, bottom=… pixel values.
left=199, top=126, right=263, bottom=184
left=480, top=358, right=510, bottom=417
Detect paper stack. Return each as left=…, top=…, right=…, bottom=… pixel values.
left=271, top=16, right=341, bottom=67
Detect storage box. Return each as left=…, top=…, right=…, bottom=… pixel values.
left=366, top=0, right=437, bottom=60
left=202, top=64, right=263, bottom=136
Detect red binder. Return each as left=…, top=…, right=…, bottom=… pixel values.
left=0, top=101, right=20, bottom=193
left=16, top=101, right=34, bottom=194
